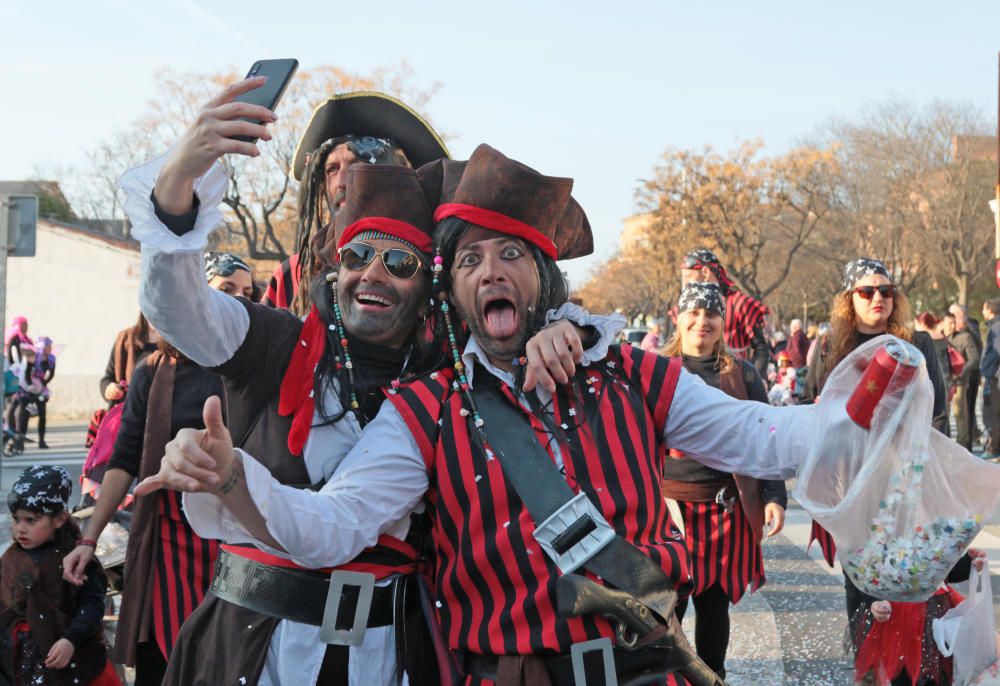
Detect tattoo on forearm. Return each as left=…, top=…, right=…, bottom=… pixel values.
left=218, top=463, right=241, bottom=495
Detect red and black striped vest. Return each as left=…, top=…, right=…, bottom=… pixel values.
left=724, top=290, right=767, bottom=357
left=387, top=344, right=691, bottom=655
left=261, top=253, right=302, bottom=310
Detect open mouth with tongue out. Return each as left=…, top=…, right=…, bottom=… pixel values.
left=482, top=296, right=520, bottom=340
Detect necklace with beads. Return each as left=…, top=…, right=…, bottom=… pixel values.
left=431, top=252, right=487, bottom=429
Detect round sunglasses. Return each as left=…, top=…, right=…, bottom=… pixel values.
left=853, top=285, right=896, bottom=300
left=338, top=242, right=425, bottom=280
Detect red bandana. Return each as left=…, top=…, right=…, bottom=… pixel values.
left=434, top=203, right=558, bottom=260
left=278, top=306, right=327, bottom=456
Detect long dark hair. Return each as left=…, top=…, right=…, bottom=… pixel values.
left=291, top=140, right=414, bottom=315
left=430, top=216, right=569, bottom=355
left=127, top=312, right=153, bottom=347
left=292, top=140, right=340, bottom=316
left=55, top=513, right=83, bottom=549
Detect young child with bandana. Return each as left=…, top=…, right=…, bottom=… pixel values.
left=1, top=466, right=120, bottom=686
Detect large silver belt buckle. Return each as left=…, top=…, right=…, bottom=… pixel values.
left=715, top=486, right=736, bottom=513
left=533, top=492, right=616, bottom=574
left=320, top=570, right=376, bottom=646
left=570, top=637, right=618, bottom=686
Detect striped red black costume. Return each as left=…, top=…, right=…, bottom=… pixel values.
left=662, top=352, right=787, bottom=678
left=260, top=252, right=302, bottom=309
left=140, top=165, right=440, bottom=685
left=672, top=249, right=770, bottom=376
left=102, top=351, right=222, bottom=681
left=723, top=290, right=768, bottom=359
left=388, top=347, right=695, bottom=685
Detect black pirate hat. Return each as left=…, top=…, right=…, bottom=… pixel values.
left=292, top=92, right=449, bottom=181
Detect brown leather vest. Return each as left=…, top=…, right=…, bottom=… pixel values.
left=0, top=543, right=107, bottom=685
left=115, top=350, right=174, bottom=665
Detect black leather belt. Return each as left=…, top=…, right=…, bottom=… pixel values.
left=209, top=548, right=394, bottom=629
left=463, top=647, right=675, bottom=686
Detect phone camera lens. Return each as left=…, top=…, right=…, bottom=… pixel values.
left=251, top=63, right=261, bottom=75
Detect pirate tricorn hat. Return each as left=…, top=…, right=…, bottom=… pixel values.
left=315, top=165, right=434, bottom=268
left=292, top=92, right=450, bottom=181
left=429, top=144, right=594, bottom=260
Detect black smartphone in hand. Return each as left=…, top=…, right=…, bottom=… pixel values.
left=230, top=58, right=299, bottom=143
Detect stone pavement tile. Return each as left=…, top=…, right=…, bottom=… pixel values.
left=762, top=538, right=854, bottom=685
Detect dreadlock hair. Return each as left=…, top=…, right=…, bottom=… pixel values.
left=292, top=139, right=340, bottom=316
left=429, top=217, right=569, bottom=362
left=291, top=139, right=415, bottom=316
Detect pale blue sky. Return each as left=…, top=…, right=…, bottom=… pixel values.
left=3, top=1, right=998, bottom=284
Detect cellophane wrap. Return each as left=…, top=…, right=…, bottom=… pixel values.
left=794, top=335, right=1000, bottom=601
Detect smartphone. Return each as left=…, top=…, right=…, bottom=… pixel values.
left=230, top=58, right=299, bottom=143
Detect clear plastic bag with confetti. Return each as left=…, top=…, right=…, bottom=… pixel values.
left=794, top=335, right=1000, bottom=601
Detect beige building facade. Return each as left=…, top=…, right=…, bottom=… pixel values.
left=5, top=219, right=142, bottom=418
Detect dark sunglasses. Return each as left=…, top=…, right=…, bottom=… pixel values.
left=338, top=242, right=425, bottom=280
left=853, top=285, right=896, bottom=300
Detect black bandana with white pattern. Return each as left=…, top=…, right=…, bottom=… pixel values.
left=842, top=258, right=891, bottom=292
left=8, top=465, right=71, bottom=514
left=677, top=282, right=725, bottom=318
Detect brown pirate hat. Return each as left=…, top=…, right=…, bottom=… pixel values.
left=430, top=144, right=593, bottom=260
left=313, top=165, right=434, bottom=268
left=293, top=92, right=449, bottom=181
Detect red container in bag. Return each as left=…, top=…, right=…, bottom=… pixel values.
left=846, top=339, right=921, bottom=429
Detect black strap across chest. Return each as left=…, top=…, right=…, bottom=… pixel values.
left=471, top=385, right=679, bottom=625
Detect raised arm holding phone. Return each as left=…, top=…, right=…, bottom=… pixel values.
left=110, top=70, right=620, bottom=686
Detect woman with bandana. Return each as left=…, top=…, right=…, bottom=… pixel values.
left=62, top=253, right=249, bottom=686
left=800, top=259, right=948, bottom=627
left=678, top=249, right=770, bottom=378
left=2, top=465, right=120, bottom=686
left=660, top=282, right=787, bottom=679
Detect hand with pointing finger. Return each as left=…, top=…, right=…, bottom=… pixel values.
left=135, top=396, right=234, bottom=497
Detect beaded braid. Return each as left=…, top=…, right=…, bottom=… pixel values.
left=432, top=250, right=485, bottom=429
left=324, top=272, right=360, bottom=411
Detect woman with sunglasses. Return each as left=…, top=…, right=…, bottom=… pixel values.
left=800, top=258, right=948, bottom=680
left=661, top=281, right=787, bottom=679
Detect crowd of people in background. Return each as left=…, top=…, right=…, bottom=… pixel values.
left=2, top=316, right=57, bottom=453
left=625, top=269, right=1000, bottom=463
left=0, top=74, right=996, bottom=686
left=2, top=236, right=997, bottom=685
left=612, top=248, right=995, bottom=684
